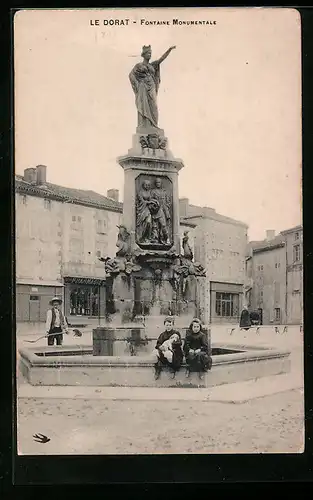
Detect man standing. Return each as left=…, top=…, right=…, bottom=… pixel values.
left=239, top=304, right=252, bottom=331
left=45, top=296, right=69, bottom=346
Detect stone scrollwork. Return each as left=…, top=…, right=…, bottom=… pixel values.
left=139, top=134, right=168, bottom=151
left=172, top=258, right=206, bottom=296
left=99, top=256, right=141, bottom=277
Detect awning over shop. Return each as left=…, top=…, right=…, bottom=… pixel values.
left=16, top=279, right=64, bottom=287
left=63, top=276, right=106, bottom=286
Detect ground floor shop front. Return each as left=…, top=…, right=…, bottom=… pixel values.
left=16, top=281, right=64, bottom=322
left=63, top=277, right=106, bottom=319
left=16, top=277, right=107, bottom=323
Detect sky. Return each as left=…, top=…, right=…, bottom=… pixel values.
left=14, top=8, right=302, bottom=240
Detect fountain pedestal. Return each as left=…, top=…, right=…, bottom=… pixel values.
left=97, top=130, right=206, bottom=354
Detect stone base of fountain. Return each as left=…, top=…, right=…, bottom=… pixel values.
left=18, top=343, right=291, bottom=388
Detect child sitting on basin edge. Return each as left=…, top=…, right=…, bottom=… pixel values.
left=183, top=318, right=212, bottom=380
left=152, top=316, right=184, bottom=380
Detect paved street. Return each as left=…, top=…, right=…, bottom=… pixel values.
left=17, top=388, right=304, bottom=455
left=16, top=323, right=304, bottom=455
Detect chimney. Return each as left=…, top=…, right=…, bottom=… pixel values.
left=36, top=165, right=47, bottom=185
left=24, top=168, right=37, bottom=184
left=107, top=189, right=119, bottom=202
left=265, top=229, right=275, bottom=241
left=202, top=206, right=215, bottom=217
left=179, top=198, right=189, bottom=217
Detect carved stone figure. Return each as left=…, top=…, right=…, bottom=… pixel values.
left=182, top=231, right=193, bottom=260
left=116, top=225, right=131, bottom=257
left=129, top=45, right=176, bottom=129
left=150, top=177, right=172, bottom=245
left=136, top=179, right=154, bottom=243
left=136, top=177, right=172, bottom=246
left=103, top=257, right=120, bottom=276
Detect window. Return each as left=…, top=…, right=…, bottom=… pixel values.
left=96, top=250, right=101, bottom=258
left=97, top=219, right=107, bottom=234
left=44, top=199, right=51, bottom=210
left=69, top=238, right=84, bottom=262
left=71, top=215, right=83, bottom=231
left=70, top=286, right=99, bottom=317
left=215, top=292, right=239, bottom=317
left=274, top=308, right=281, bottom=322
left=293, top=244, right=300, bottom=262
left=29, top=295, right=39, bottom=301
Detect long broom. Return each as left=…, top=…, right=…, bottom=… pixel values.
left=24, top=329, right=83, bottom=344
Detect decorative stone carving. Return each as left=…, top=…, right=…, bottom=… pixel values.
left=99, top=256, right=141, bottom=277
left=116, top=225, right=131, bottom=257
left=172, top=258, right=206, bottom=296
left=135, top=175, right=173, bottom=247
left=139, top=134, right=168, bottom=151
left=182, top=230, right=193, bottom=260
left=99, top=257, right=121, bottom=276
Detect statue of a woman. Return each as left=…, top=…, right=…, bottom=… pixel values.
left=129, top=45, right=176, bottom=130
left=182, top=231, right=193, bottom=260
left=136, top=179, right=159, bottom=244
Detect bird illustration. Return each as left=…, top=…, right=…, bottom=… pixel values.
left=33, top=433, right=50, bottom=443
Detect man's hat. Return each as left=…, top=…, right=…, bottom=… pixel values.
left=49, top=296, right=62, bottom=305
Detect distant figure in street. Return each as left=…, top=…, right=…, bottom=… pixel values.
left=239, top=305, right=251, bottom=330
left=45, top=296, right=69, bottom=346
left=250, top=310, right=260, bottom=326
left=184, top=318, right=212, bottom=380
left=152, top=317, right=183, bottom=379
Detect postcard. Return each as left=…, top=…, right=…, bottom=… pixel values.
left=14, top=7, right=303, bottom=457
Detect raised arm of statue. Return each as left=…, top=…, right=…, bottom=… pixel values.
left=155, top=46, right=176, bottom=65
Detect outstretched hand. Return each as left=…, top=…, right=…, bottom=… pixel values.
left=170, top=46, right=176, bottom=50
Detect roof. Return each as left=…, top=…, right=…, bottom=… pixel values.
left=180, top=201, right=248, bottom=227
left=249, top=234, right=285, bottom=254
left=15, top=174, right=247, bottom=228
left=179, top=218, right=197, bottom=228
left=280, top=224, right=303, bottom=235
left=15, top=175, right=123, bottom=213
left=184, top=211, right=248, bottom=228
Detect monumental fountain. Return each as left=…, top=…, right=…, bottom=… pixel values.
left=18, top=45, right=291, bottom=387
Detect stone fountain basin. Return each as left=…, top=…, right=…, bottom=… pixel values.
left=18, top=343, right=291, bottom=388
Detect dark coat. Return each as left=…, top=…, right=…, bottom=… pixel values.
left=239, top=309, right=251, bottom=328
left=155, top=329, right=183, bottom=369
left=155, top=329, right=182, bottom=350
left=183, top=331, right=209, bottom=356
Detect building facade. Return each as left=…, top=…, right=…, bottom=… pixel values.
left=281, top=225, right=303, bottom=325
left=180, top=199, right=248, bottom=324
left=248, top=226, right=303, bottom=325
left=15, top=166, right=122, bottom=322
left=15, top=166, right=249, bottom=324
left=248, top=232, right=286, bottom=325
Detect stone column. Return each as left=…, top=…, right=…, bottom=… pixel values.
left=117, top=134, right=184, bottom=256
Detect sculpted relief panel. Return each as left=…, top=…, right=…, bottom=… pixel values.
left=135, top=174, right=173, bottom=249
